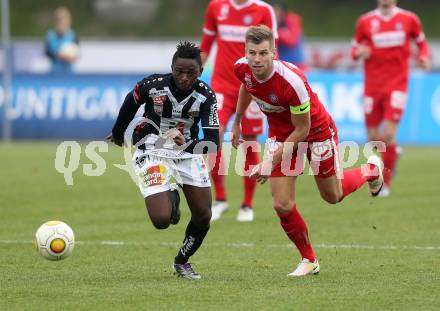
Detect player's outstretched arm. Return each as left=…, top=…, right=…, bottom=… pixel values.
left=416, top=36, right=430, bottom=70
left=353, top=44, right=371, bottom=60
left=177, top=126, right=219, bottom=155
left=106, top=133, right=123, bottom=147
left=249, top=102, right=311, bottom=184
left=184, top=91, right=220, bottom=154
left=414, top=32, right=431, bottom=70
left=351, top=17, right=371, bottom=61
left=110, top=90, right=142, bottom=146
left=410, top=13, right=431, bottom=71
left=234, top=84, right=252, bottom=124
left=272, top=110, right=311, bottom=168
left=232, top=84, right=252, bottom=148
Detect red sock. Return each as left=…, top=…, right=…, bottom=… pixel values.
left=242, top=148, right=259, bottom=207
left=277, top=205, right=315, bottom=261
left=382, top=144, right=397, bottom=186
left=340, top=164, right=378, bottom=200
left=210, top=150, right=226, bottom=201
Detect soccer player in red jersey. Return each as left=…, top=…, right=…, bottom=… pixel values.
left=200, top=0, right=278, bottom=222
left=231, top=25, right=384, bottom=276
left=351, top=0, right=430, bottom=197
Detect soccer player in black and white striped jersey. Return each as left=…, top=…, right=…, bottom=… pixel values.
left=108, top=42, right=220, bottom=279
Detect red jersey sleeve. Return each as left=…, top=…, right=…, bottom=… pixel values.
left=233, top=58, right=248, bottom=83
left=281, top=67, right=310, bottom=114
left=409, top=13, right=430, bottom=60
left=351, top=16, right=367, bottom=60
left=287, top=84, right=310, bottom=115
left=200, top=2, right=217, bottom=55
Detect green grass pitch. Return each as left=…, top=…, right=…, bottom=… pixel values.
left=1, top=142, right=439, bottom=310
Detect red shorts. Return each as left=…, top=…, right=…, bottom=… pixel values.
left=216, top=92, right=264, bottom=136
left=364, top=90, right=407, bottom=127
left=270, top=129, right=340, bottom=178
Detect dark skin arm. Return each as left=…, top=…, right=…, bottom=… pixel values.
left=106, top=133, right=124, bottom=147
left=107, top=91, right=141, bottom=147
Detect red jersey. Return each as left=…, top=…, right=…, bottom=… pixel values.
left=200, top=0, right=277, bottom=97
left=352, top=7, right=430, bottom=93
left=234, top=58, right=333, bottom=142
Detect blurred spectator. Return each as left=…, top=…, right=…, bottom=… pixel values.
left=45, top=7, right=79, bottom=72
left=272, top=1, right=306, bottom=70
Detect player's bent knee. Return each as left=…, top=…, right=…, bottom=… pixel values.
left=189, top=203, right=211, bottom=226
left=324, top=196, right=340, bottom=205
left=151, top=218, right=171, bottom=230
left=273, top=200, right=295, bottom=214
left=320, top=192, right=341, bottom=204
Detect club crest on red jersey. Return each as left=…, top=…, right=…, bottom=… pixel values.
left=269, top=94, right=278, bottom=103
left=243, top=15, right=253, bottom=25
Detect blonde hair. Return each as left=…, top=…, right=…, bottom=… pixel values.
left=54, top=7, right=71, bottom=22
left=245, top=25, right=275, bottom=50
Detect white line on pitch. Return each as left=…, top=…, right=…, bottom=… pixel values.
left=1, top=239, right=440, bottom=251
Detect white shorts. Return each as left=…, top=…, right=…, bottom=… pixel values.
left=132, top=149, right=211, bottom=198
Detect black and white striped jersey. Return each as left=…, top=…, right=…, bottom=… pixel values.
left=112, top=73, right=220, bottom=156
left=133, top=73, right=219, bottom=142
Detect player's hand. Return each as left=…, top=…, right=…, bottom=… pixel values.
left=418, top=57, right=431, bottom=71
left=106, top=134, right=124, bottom=147
left=249, top=160, right=273, bottom=184
left=355, top=44, right=371, bottom=59
left=167, top=128, right=185, bottom=146
left=231, top=121, right=243, bottom=149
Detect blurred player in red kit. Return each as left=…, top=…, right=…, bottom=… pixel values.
left=352, top=0, right=430, bottom=197
left=200, top=0, right=278, bottom=222
left=232, top=25, right=384, bottom=276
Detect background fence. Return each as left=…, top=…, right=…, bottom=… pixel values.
left=1, top=70, right=439, bottom=144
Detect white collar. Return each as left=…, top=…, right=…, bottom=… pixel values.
left=374, top=6, right=400, bottom=21
left=230, top=0, right=253, bottom=10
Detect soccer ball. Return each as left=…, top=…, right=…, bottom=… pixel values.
left=35, top=221, right=75, bottom=261
left=59, top=43, right=79, bottom=60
